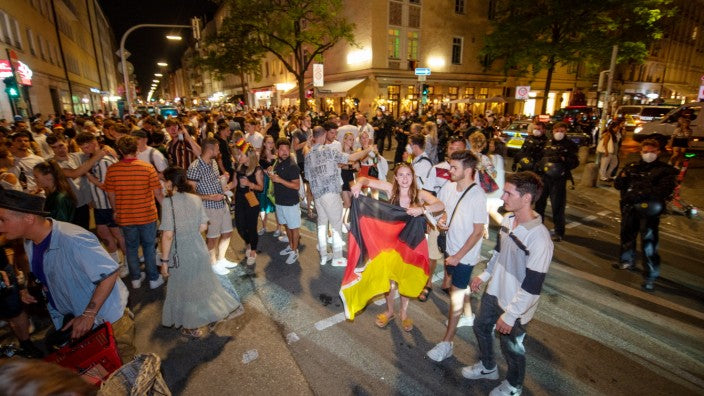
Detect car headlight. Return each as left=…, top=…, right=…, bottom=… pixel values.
left=634, top=126, right=643, bottom=134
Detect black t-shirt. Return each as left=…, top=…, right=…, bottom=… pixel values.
left=216, top=135, right=234, bottom=174
left=273, top=157, right=300, bottom=206
left=292, top=129, right=308, bottom=168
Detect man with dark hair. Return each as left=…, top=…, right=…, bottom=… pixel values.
left=0, top=189, right=135, bottom=363
left=613, top=139, right=677, bottom=291
left=534, top=122, right=579, bottom=242
left=270, top=138, right=302, bottom=264
left=244, top=118, right=264, bottom=151
left=323, top=121, right=341, bottom=151
left=8, top=132, right=44, bottom=193
left=463, top=171, right=552, bottom=396
left=215, top=123, right=234, bottom=180
left=427, top=149, right=487, bottom=362
left=104, top=136, right=164, bottom=290
left=409, top=132, right=433, bottom=188
left=165, top=118, right=201, bottom=169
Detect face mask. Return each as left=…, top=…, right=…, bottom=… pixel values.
left=532, top=130, right=542, bottom=137
left=553, top=132, right=564, bottom=141
left=436, top=119, right=442, bottom=125
left=405, top=144, right=412, bottom=154
left=642, top=152, right=657, bottom=163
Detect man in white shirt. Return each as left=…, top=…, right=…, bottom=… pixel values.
left=409, top=133, right=433, bottom=189
left=8, top=131, right=44, bottom=193
left=427, top=150, right=487, bottom=363
left=462, top=171, right=553, bottom=396
left=132, top=130, right=168, bottom=178
left=356, top=113, right=374, bottom=142
left=336, top=113, right=358, bottom=145
left=244, top=118, right=265, bottom=151
left=324, top=121, right=342, bottom=152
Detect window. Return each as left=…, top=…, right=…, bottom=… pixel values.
left=409, top=0, right=421, bottom=4
left=39, top=36, right=47, bottom=61
left=448, top=86, right=459, bottom=100
left=408, top=5, right=421, bottom=28
left=12, top=19, right=21, bottom=49
left=26, top=28, right=36, bottom=56
left=265, top=61, right=269, bottom=77
left=463, top=87, right=474, bottom=98
left=455, top=0, right=465, bottom=14
left=389, top=1, right=402, bottom=26
left=407, top=31, right=418, bottom=60
left=388, top=29, right=400, bottom=59
left=407, top=85, right=417, bottom=99
left=452, top=37, right=463, bottom=64
left=0, top=12, right=11, bottom=44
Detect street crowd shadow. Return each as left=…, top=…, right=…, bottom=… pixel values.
left=560, top=234, right=620, bottom=263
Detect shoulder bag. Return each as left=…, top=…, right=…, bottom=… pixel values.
left=437, top=183, right=475, bottom=254
left=168, top=196, right=180, bottom=269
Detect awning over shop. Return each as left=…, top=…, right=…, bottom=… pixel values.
left=448, top=96, right=508, bottom=104
left=316, top=78, right=366, bottom=98
left=663, top=83, right=698, bottom=96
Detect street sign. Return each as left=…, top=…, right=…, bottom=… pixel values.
left=515, top=85, right=530, bottom=100
left=698, top=85, right=704, bottom=101
left=313, top=64, right=324, bottom=87
left=417, top=75, right=426, bottom=82
left=415, top=68, right=431, bottom=76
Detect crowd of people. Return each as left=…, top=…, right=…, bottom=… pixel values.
left=0, top=102, right=684, bottom=395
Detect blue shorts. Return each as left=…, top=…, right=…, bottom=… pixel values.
left=275, top=204, right=301, bottom=229
left=445, top=263, right=475, bottom=289
left=94, top=208, right=118, bottom=227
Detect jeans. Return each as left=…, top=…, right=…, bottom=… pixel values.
left=474, top=294, right=527, bottom=389
left=122, top=222, right=158, bottom=281
left=535, top=176, right=567, bottom=237
left=619, top=203, right=661, bottom=281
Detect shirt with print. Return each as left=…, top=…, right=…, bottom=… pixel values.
left=304, top=144, right=349, bottom=199
left=187, top=157, right=225, bottom=209
left=438, top=181, right=487, bottom=264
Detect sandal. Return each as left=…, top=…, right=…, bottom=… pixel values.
left=181, top=327, right=208, bottom=339
left=418, top=287, right=432, bottom=302
left=375, top=313, right=395, bottom=328
left=402, top=318, right=414, bottom=332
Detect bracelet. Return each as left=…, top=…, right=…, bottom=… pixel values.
left=160, top=258, right=170, bottom=263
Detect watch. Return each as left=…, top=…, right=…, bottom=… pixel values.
left=160, top=258, right=169, bottom=263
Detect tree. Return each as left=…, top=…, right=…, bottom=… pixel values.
left=481, top=0, right=673, bottom=113
left=223, top=0, right=355, bottom=111
left=195, top=16, right=265, bottom=107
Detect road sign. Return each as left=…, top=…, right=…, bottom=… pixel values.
left=417, top=75, right=426, bottom=82
left=313, top=64, right=324, bottom=87
left=698, top=85, right=704, bottom=101
left=415, top=68, right=431, bottom=76
left=516, top=85, right=530, bottom=100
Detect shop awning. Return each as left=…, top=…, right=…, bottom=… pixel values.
left=316, top=78, right=366, bottom=97
left=663, top=83, right=698, bottom=96
left=449, top=96, right=508, bottom=104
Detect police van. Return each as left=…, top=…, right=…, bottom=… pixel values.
left=633, top=102, right=703, bottom=151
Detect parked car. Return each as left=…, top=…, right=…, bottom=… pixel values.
left=634, top=102, right=703, bottom=151
left=135, top=105, right=156, bottom=116
left=617, top=105, right=678, bottom=131
left=501, top=120, right=531, bottom=153
left=158, top=106, right=179, bottom=117
left=551, top=106, right=600, bottom=126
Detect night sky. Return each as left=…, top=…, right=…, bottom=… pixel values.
left=97, top=0, right=218, bottom=98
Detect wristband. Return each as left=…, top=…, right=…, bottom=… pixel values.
left=160, top=258, right=170, bottom=263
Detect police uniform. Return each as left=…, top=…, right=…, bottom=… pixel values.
left=534, top=137, right=579, bottom=241
left=513, top=134, right=548, bottom=172
left=613, top=158, right=677, bottom=289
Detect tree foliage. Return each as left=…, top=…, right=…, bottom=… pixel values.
left=481, top=0, right=674, bottom=113
left=223, top=0, right=355, bottom=111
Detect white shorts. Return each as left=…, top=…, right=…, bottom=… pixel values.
left=204, top=205, right=233, bottom=239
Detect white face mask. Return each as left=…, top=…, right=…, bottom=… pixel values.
left=642, top=152, right=657, bottom=163
left=553, top=132, right=565, bottom=141
left=532, top=130, right=543, bottom=137
left=405, top=144, right=413, bottom=154
left=436, top=119, right=442, bottom=125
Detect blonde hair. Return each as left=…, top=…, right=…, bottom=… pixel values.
left=469, top=131, right=487, bottom=152
left=423, top=121, right=438, bottom=145
left=236, top=147, right=259, bottom=176
left=342, top=132, right=355, bottom=153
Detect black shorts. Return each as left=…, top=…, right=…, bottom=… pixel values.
left=672, top=137, right=689, bottom=148
left=0, top=286, right=23, bottom=319
left=94, top=208, right=118, bottom=227
left=445, top=263, right=475, bottom=289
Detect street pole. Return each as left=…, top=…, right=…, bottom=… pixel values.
left=599, top=45, right=618, bottom=130
left=120, top=24, right=190, bottom=115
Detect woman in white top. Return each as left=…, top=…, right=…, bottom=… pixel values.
left=352, top=163, right=444, bottom=332
left=597, top=123, right=619, bottom=181
left=486, top=138, right=506, bottom=225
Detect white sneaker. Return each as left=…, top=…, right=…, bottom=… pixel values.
left=149, top=275, right=165, bottom=290
left=131, top=272, right=146, bottom=289
left=273, top=229, right=282, bottom=237
left=331, top=257, right=347, bottom=267
left=444, top=314, right=475, bottom=327
left=461, top=361, right=499, bottom=380
left=490, top=380, right=522, bottom=396
left=119, top=264, right=130, bottom=278
left=212, top=264, right=230, bottom=275
left=258, top=228, right=265, bottom=236
left=218, top=258, right=238, bottom=269
left=246, top=255, right=256, bottom=265
left=285, top=250, right=299, bottom=265
left=280, top=246, right=293, bottom=256
left=327, top=235, right=333, bottom=244
left=245, top=247, right=251, bottom=258
left=320, top=254, right=329, bottom=265
left=278, top=235, right=289, bottom=243
left=426, top=341, right=453, bottom=362
left=138, top=255, right=145, bottom=263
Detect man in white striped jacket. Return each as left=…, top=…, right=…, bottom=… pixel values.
left=463, top=171, right=554, bottom=396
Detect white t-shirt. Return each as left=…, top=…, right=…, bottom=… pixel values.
left=412, top=153, right=433, bottom=188
left=246, top=131, right=265, bottom=150
left=336, top=124, right=358, bottom=143
left=424, top=161, right=451, bottom=195
left=438, top=182, right=488, bottom=265
left=137, top=146, right=168, bottom=173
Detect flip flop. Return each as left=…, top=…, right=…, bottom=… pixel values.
left=375, top=313, right=395, bottom=328
left=418, top=287, right=432, bottom=302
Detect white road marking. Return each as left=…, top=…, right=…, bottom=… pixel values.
left=583, top=215, right=597, bottom=222
left=566, top=221, right=582, bottom=229
left=597, top=210, right=610, bottom=216
left=314, top=312, right=346, bottom=331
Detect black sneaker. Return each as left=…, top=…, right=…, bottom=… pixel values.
left=612, top=262, right=635, bottom=270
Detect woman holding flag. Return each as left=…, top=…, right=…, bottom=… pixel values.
left=351, top=163, right=444, bottom=331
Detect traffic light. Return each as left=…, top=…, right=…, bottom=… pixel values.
left=422, top=84, right=429, bottom=96
left=3, top=76, right=19, bottom=98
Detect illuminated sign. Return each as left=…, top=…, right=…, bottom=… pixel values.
left=0, top=60, right=33, bottom=86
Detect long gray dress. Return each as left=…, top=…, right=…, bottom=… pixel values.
left=159, top=192, right=241, bottom=329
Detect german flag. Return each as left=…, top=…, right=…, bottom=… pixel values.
left=340, top=195, right=430, bottom=320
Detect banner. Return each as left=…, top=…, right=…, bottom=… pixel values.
left=340, top=196, right=430, bottom=320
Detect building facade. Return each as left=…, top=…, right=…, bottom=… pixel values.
left=0, top=0, right=119, bottom=121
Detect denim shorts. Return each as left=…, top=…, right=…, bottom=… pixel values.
left=276, top=204, right=301, bottom=229
left=445, top=263, right=475, bottom=289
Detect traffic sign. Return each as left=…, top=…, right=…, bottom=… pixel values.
left=515, top=85, right=530, bottom=100
left=415, top=68, right=431, bottom=76
left=698, top=85, right=704, bottom=101
left=313, top=64, right=324, bottom=87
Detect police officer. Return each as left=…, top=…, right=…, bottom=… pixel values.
left=513, top=122, right=549, bottom=172
left=393, top=111, right=413, bottom=167
left=612, top=139, right=677, bottom=292
left=534, top=122, right=579, bottom=242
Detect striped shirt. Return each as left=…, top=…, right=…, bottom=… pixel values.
left=103, top=158, right=160, bottom=225
left=187, top=157, right=225, bottom=209
left=89, top=155, right=118, bottom=209
left=167, top=139, right=197, bottom=168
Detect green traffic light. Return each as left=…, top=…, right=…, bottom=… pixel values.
left=7, top=87, right=18, bottom=97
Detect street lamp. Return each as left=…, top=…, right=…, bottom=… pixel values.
left=166, top=35, right=182, bottom=41
left=157, top=62, right=168, bottom=67
left=119, top=23, right=191, bottom=114
left=154, top=73, right=163, bottom=77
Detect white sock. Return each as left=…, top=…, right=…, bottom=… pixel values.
left=109, top=250, right=120, bottom=264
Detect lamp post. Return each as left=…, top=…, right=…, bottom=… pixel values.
left=120, top=24, right=190, bottom=115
